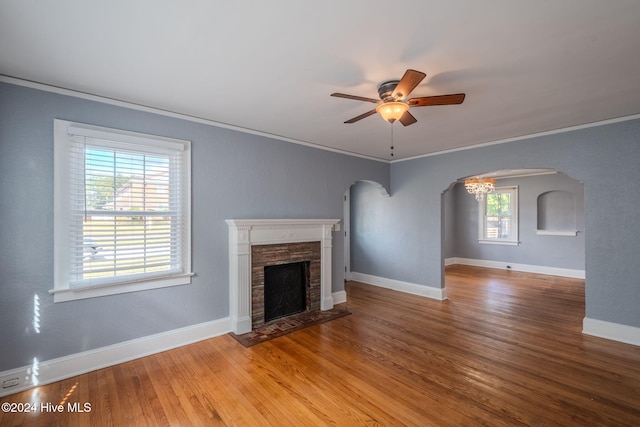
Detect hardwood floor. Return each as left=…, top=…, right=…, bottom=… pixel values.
left=2, top=265, right=640, bottom=426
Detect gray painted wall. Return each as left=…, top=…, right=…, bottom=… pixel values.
left=0, top=82, right=389, bottom=371
left=351, top=118, right=640, bottom=329
left=442, top=184, right=456, bottom=259
left=450, top=172, right=585, bottom=269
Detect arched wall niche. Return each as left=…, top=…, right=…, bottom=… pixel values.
left=537, top=190, right=578, bottom=236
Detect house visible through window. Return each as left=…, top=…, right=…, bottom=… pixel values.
left=479, top=186, right=519, bottom=245
left=53, top=120, right=192, bottom=302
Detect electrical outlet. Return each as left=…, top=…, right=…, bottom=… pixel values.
left=2, top=377, right=20, bottom=388
left=0, top=368, right=30, bottom=391
left=0, top=369, right=31, bottom=397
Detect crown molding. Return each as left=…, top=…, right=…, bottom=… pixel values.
left=4, top=75, right=639, bottom=165
left=392, top=113, right=640, bottom=163
left=0, top=75, right=387, bottom=163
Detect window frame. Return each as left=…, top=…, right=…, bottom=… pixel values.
left=478, top=185, right=520, bottom=246
left=53, top=119, right=192, bottom=302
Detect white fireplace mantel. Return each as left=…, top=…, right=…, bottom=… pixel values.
left=226, top=219, right=340, bottom=334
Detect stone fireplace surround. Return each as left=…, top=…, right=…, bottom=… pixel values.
left=226, top=219, right=340, bottom=334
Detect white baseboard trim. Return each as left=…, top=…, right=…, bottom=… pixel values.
left=350, top=272, right=446, bottom=301
left=332, top=290, right=348, bottom=305
left=583, top=317, right=640, bottom=347
left=447, top=257, right=585, bottom=279
left=443, top=257, right=457, bottom=267
left=0, top=317, right=231, bottom=398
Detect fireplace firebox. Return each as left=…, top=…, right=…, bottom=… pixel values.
left=264, top=261, right=310, bottom=322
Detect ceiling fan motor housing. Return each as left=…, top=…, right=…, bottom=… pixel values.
left=378, top=80, right=400, bottom=102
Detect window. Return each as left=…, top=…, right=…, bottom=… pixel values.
left=53, top=120, right=192, bottom=302
left=479, top=186, right=519, bottom=245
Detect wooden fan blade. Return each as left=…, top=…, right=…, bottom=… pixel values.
left=344, top=109, right=377, bottom=124
left=399, top=110, right=417, bottom=126
left=331, top=93, right=381, bottom=104
left=391, top=69, right=426, bottom=100
left=407, top=93, right=466, bottom=107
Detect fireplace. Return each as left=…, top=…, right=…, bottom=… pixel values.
left=227, top=219, right=340, bottom=334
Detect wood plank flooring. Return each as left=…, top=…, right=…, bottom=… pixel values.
left=2, top=265, right=640, bottom=426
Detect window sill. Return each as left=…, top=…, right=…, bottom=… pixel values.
left=478, top=239, right=520, bottom=246
left=536, top=230, right=578, bottom=236
left=50, top=273, right=193, bottom=303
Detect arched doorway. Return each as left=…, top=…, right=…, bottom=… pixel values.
left=442, top=168, right=585, bottom=296
left=343, top=180, right=390, bottom=283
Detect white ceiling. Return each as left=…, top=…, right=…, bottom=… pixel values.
left=2, top=1, right=640, bottom=161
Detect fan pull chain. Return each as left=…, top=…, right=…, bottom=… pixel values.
left=390, top=122, right=395, bottom=157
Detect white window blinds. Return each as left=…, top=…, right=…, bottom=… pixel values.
left=53, top=120, right=191, bottom=301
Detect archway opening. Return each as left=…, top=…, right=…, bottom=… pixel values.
left=442, top=168, right=585, bottom=304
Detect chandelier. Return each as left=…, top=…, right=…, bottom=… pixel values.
left=464, top=177, right=496, bottom=201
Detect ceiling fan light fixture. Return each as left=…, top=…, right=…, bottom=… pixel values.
left=376, top=101, right=409, bottom=123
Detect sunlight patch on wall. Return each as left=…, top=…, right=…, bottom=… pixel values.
left=33, top=294, right=41, bottom=334
left=28, top=358, right=39, bottom=386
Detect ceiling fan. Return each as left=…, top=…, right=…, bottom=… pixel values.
left=331, top=69, right=465, bottom=126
